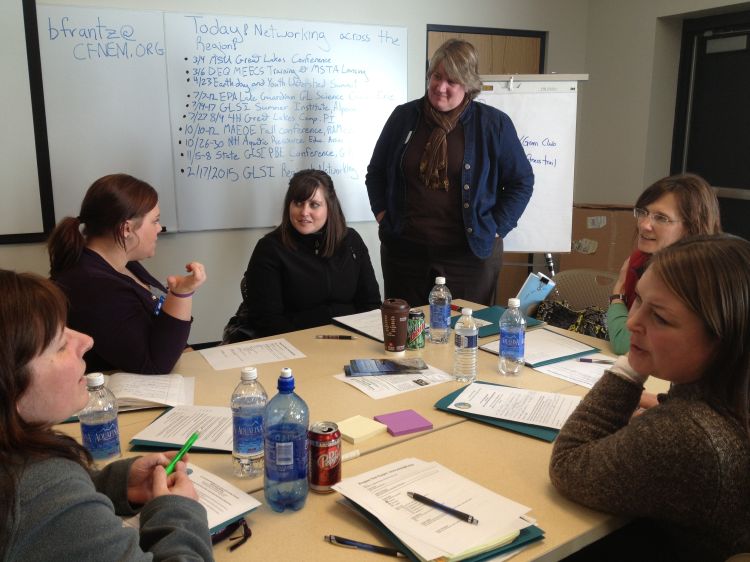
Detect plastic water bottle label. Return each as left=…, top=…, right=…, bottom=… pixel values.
left=81, top=420, right=120, bottom=460
left=430, top=303, right=449, bottom=329
left=233, top=414, right=263, bottom=455
left=500, top=329, right=525, bottom=360
left=265, top=427, right=308, bottom=482
left=454, top=332, right=478, bottom=349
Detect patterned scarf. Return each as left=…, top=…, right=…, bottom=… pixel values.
left=419, top=94, right=471, bottom=191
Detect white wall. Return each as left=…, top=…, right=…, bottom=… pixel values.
left=576, top=0, right=750, bottom=204
left=5, top=0, right=747, bottom=343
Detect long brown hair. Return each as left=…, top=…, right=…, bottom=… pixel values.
left=650, top=234, right=750, bottom=434
left=0, top=270, right=91, bottom=549
left=279, top=169, right=347, bottom=258
left=47, top=173, right=159, bottom=274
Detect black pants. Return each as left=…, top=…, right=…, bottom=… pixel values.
left=380, top=236, right=504, bottom=308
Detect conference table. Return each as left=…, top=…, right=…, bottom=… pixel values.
left=56, top=300, right=667, bottom=561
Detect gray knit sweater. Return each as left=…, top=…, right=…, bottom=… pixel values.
left=4, top=456, right=213, bottom=561
left=550, top=371, right=750, bottom=561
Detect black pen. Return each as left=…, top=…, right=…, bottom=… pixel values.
left=578, top=357, right=615, bottom=364
left=315, top=334, right=358, bottom=340
left=324, top=535, right=406, bottom=557
left=407, top=492, right=479, bottom=525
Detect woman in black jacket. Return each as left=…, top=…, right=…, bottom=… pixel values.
left=224, top=169, right=381, bottom=342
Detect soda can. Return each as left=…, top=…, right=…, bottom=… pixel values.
left=406, top=309, right=426, bottom=349
left=308, top=421, right=341, bottom=493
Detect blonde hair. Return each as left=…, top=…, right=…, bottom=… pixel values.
left=427, top=39, right=482, bottom=99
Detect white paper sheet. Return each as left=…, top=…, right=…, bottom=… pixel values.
left=123, top=463, right=261, bottom=533
left=130, top=405, right=233, bottom=451
left=334, top=365, right=453, bottom=399
left=199, top=338, right=305, bottom=370
left=533, top=353, right=614, bottom=388
left=447, top=382, right=581, bottom=429
left=333, top=309, right=384, bottom=341
left=480, top=328, right=596, bottom=366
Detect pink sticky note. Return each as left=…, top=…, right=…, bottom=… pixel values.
left=374, top=409, right=433, bottom=436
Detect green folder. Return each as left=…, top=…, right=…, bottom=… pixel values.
left=435, top=381, right=559, bottom=442
left=450, top=305, right=543, bottom=337
left=344, top=496, right=544, bottom=562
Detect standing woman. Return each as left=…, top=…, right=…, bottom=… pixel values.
left=223, top=169, right=381, bottom=341
left=607, top=173, right=721, bottom=355
left=550, top=235, right=750, bottom=561
left=366, top=39, right=534, bottom=306
left=0, top=270, right=211, bottom=560
left=48, top=174, right=207, bottom=374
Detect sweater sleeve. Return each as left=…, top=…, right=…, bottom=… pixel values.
left=549, top=372, right=723, bottom=524
left=606, top=301, right=631, bottom=355
left=491, top=112, right=534, bottom=238
left=11, top=458, right=211, bottom=562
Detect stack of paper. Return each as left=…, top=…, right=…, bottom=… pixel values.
left=106, top=372, right=195, bottom=411
left=374, top=409, right=432, bottom=436
left=130, top=405, right=233, bottom=452
left=332, top=458, right=543, bottom=561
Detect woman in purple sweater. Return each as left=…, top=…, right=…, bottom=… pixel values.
left=48, top=174, right=207, bottom=374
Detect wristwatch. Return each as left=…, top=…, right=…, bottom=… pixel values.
left=608, top=294, right=626, bottom=304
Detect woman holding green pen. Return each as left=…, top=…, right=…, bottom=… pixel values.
left=0, top=269, right=212, bottom=561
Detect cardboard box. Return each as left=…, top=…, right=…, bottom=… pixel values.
left=558, top=204, right=636, bottom=273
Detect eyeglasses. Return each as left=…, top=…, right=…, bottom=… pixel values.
left=633, top=207, right=682, bottom=226
left=211, top=518, right=251, bottom=551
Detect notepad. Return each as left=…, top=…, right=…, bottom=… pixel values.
left=337, top=415, right=388, bottom=443
left=374, top=409, right=433, bottom=436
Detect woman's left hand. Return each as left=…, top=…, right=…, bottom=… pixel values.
left=127, top=451, right=189, bottom=505
left=613, top=256, right=630, bottom=294
left=168, top=261, right=207, bottom=295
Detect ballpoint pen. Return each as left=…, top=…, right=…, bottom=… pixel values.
left=407, top=492, right=479, bottom=525
left=578, top=358, right=615, bottom=364
left=315, top=334, right=358, bottom=340
left=165, top=430, right=200, bottom=475
left=324, top=535, right=407, bottom=558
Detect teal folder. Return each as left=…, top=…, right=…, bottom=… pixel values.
left=450, top=305, right=543, bottom=338
left=344, top=497, right=544, bottom=562
left=435, top=382, right=559, bottom=442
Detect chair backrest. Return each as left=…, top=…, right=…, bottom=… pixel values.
left=552, top=269, right=618, bottom=310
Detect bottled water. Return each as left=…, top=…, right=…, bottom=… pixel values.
left=264, top=367, right=309, bottom=512
left=79, top=373, right=121, bottom=463
left=453, top=308, right=478, bottom=382
left=428, top=276, right=452, bottom=344
left=232, top=366, right=268, bottom=478
left=499, top=298, right=526, bottom=375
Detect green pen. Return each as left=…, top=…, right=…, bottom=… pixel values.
left=165, top=431, right=200, bottom=475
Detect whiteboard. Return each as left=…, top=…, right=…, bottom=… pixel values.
left=37, top=5, right=178, bottom=229
left=35, top=4, right=407, bottom=231
left=477, top=76, right=584, bottom=252
left=1, top=0, right=45, bottom=237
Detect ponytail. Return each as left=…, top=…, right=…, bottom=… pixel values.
left=47, top=216, right=85, bottom=275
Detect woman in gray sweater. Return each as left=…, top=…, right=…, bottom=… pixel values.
left=550, top=234, right=750, bottom=562
left=0, top=270, right=212, bottom=561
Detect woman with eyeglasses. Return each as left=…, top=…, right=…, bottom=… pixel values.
left=607, top=174, right=721, bottom=356
left=0, top=270, right=211, bottom=561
